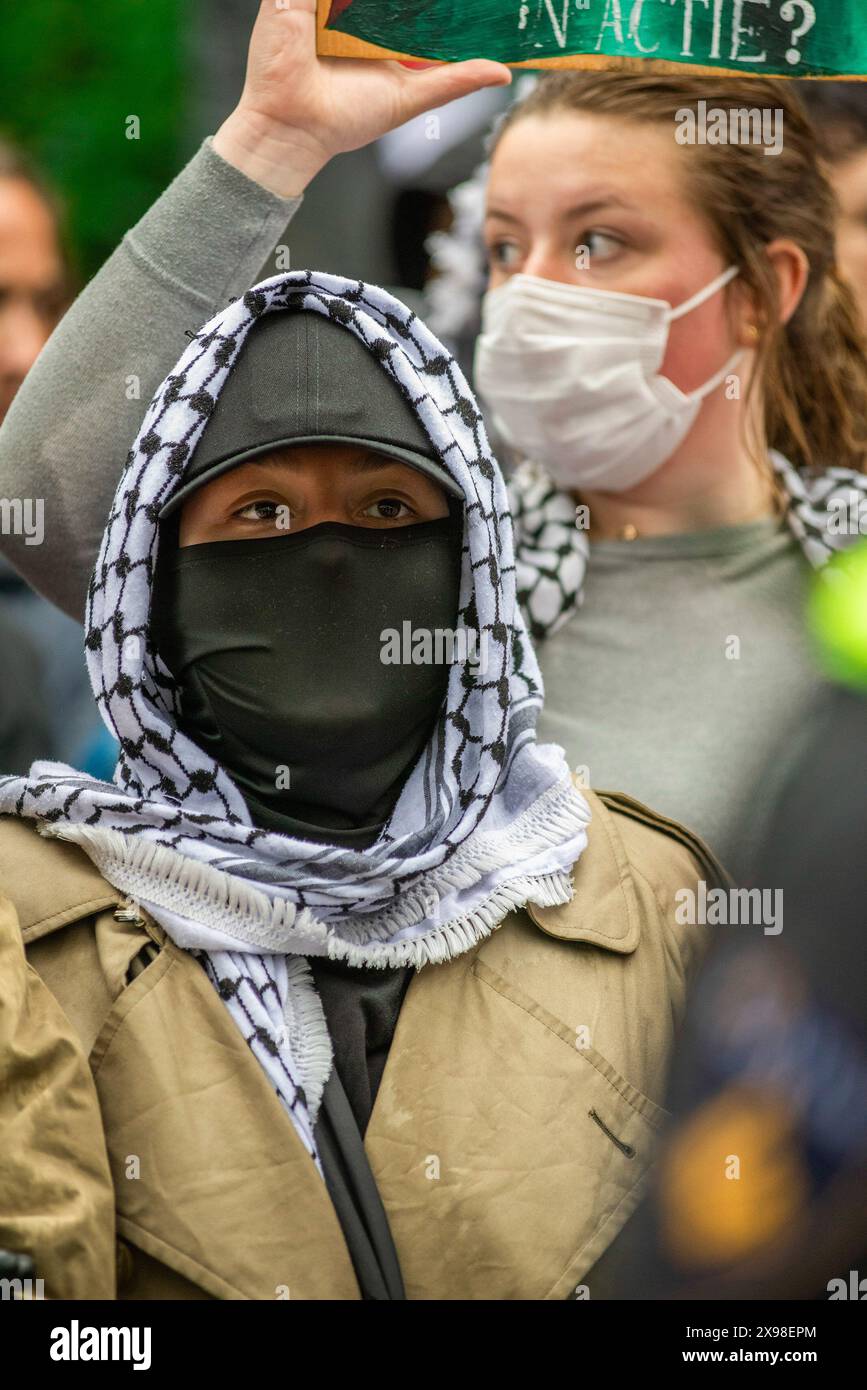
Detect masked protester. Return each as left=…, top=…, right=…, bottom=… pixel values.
left=0, top=273, right=725, bottom=1300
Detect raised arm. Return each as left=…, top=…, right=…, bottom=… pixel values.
left=0, top=142, right=300, bottom=619
left=0, top=0, right=510, bottom=619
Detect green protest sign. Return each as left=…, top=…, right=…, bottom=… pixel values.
left=323, top=1, right=867, bottom=79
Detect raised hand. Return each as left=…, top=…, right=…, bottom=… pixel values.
left=213, top=0, right=512, bottom=197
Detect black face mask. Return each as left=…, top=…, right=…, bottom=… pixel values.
left=152, top=513, right=463, bottom=847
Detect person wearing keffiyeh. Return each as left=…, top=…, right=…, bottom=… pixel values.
left=0, top=271, right=726, bottom=1300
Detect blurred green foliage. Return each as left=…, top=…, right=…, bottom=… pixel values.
left=0, top=0, right=189, bottom=281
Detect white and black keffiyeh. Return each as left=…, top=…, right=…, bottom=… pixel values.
left=509, top=452, right=867, bottom=639
left=0, top=271, right=590, bottom=1167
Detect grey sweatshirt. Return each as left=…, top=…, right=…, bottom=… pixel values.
left=0, top=138, right=302, bottom=620
left=535, top=520, right=827, bottom=880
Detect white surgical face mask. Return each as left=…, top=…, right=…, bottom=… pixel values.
left=473, top=266, right=743, bottom=492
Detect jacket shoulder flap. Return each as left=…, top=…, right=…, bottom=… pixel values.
left=594, top=788, right=732, bottom=896
left=0, top=815, right=119, bottom=944
left=528, top=786, right=729, bottom=957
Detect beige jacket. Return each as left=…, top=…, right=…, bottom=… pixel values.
left=0, top=787, right=725, bottom=1300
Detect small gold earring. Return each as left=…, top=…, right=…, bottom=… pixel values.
left=746, top=323, right=761, bottom=342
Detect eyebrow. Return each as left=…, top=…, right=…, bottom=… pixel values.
left=347, top=451, right=409, bottom=472
left=253, top=448, right=410, bottom=473
left=485, top=193, right=637, bottom=225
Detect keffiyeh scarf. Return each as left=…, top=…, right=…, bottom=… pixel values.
left=0, top=271, right=590, bottom=1168
left=509, top=452, right=867, bottom=640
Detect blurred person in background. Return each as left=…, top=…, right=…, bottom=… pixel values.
left=799, top=82, right=867, bottom=330
left=0, top=142, right=69, bottom=425
left=606, top=545, right=867, bottom=1300
left=376, top=81, right=518, bottom=324
left=0, top=138, right=106, bottom=771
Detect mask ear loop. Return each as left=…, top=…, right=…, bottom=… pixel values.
left=686, top=347, right=747, bottom=402
left=666, top=264, right=741, bottom=323
left=665, top=265, right=745, bottom=401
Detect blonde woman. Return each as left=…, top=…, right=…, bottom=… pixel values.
left=469, top=74, right=867, bottom=874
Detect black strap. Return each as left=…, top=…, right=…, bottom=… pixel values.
left=314, top=1064, right=406, bottom=1300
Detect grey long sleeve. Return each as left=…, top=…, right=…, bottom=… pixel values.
left=0, top=137, right=302, bottom=620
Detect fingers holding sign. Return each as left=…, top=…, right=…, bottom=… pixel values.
left=213, top=0, right=512, bottom=198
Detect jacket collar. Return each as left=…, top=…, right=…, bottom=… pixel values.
left=2, top=787, right=640, bottom=955
left=525, top=785, right=641, bottom=953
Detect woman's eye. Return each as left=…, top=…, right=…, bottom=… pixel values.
left=236, top=500, right=283, bottom=523
left=582, top=230, right=624, bottom=262
left=363, top=497, right=413, bottom=521
left=487, top=239, right=523, bottom=270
